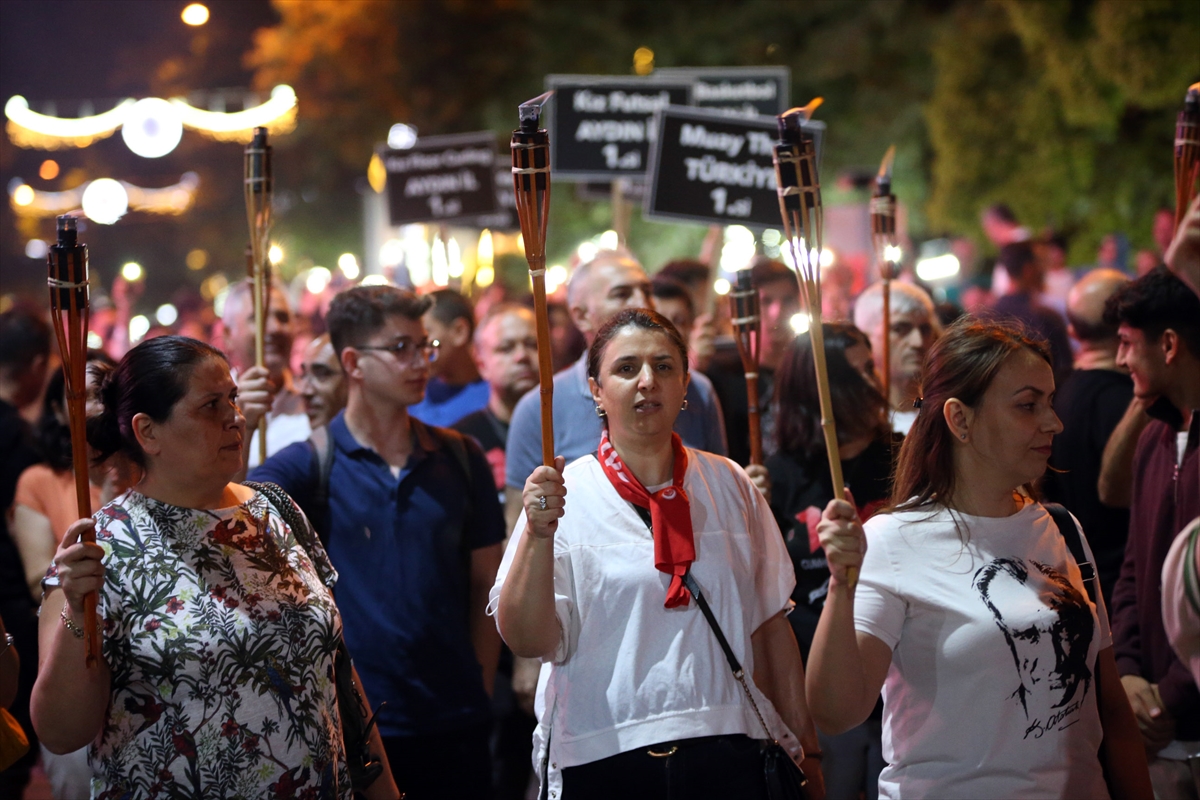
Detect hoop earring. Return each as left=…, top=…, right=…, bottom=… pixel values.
left=680, top=399, right=689, bottom=411
left=595, top=405, right=607, bottom=418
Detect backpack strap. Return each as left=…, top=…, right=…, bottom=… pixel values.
left=428, top=424, right=475, bottom=526
left=1045, top=502, right=1098, bottom=605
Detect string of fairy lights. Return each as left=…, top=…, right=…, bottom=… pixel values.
left=6, top=85, right=297, bottom=224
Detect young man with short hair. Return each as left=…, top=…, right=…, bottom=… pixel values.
left=409, top=288, right=489, bottom=427
left=252, top=286, right=505, bottom=800
left=1105, top=266, right=1200, bottom=796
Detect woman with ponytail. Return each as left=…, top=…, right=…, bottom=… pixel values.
left=30, top=336, right=398, bottom=800
left=806, top=318, right=1151, bottom=799
left=491, top=309, right=824, bottom=800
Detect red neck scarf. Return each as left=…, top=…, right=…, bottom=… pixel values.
left=598, top=429, right=694, bottom=607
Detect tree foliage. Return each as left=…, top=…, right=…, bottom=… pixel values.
left=243, top=0, right=1198, bottom=272
left=926, top=0, right=1200, bottom=260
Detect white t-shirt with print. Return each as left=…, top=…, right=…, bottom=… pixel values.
left=489, top=448, right=796, bottom=797
left=855, top=500, right=1112, bottom=800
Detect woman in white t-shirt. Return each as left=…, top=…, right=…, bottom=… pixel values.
left=490, top=308, right=825, bottom=800
left=806, top=317, right=1152, bottom=799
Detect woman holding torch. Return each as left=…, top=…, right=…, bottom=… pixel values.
left=491, top=309, right=824, bottom=800
left=30, top=336, right=398, bottom=800
left=806, top=318, right=1151, bottom=799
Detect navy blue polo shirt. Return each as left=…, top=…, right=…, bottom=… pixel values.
left=249, top=410, right=505, bottom=737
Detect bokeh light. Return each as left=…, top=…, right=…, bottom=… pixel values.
left=186, top=248, right=208, bottom=270
left=39, top=160, right=59, bottom=180
left=121, top=262, right=143, bottom=281
left=81, top=178, right=128, bottom=224
left=181, top=3, right=209, bottom=26
left=121, top=98, right=184, bottom=158
left=155, top=303, right=178, bottom=326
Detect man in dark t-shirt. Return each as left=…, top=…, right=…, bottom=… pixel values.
left=451, top=303, right=539, bottom=800
left=1043, top=269, right=1132, bottom=609
left=452, top=304, right=539, bottom=503
left=991, top=242, right=1074, bottom=385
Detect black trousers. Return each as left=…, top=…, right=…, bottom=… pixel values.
left=382, top=721, right=493, bottom=800
left=560, top=734, right=769, bottom=800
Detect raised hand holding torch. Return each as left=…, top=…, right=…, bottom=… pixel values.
left=1175, top=83, right=1200, bottom=233
left=244, top=127, right=273, bottom=463
left=47, top=215, right=99, bottom=666
left=773, top=99, right=856, bottom=589
left=871, top=145, right=899, bottom=404
left=512, top=92, right=556, bottom=467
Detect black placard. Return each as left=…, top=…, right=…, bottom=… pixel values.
left=383, top=131, right=498, bottom=226
left=544, top=75, right=692, bottom=181
left=644, top=106, right=825, bottom=229
left=656, top=66, right=790, bottom=117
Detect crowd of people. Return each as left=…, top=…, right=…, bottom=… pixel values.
left=0, top=194, right=1197, bottom=799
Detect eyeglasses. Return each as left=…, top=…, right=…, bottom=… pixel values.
left=355, top=338, right=440, bottom=364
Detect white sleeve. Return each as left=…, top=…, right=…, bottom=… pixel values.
left=853, top=516, right=907, bottom=650
left=743, top=468, right=796, bottom=629
left=487, top=509, right=579, bottom=663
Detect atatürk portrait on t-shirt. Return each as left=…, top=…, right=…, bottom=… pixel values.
left=973, top=557, right=1095, bottom=738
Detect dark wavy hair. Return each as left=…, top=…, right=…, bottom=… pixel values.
left=326, top=285, right=433, bottom=358
left=889, top=317, right=1051, bottom=515
left=1103, top=264, right=1200, bottom=356
left=88, top=336, right=226, bottom=468
left=774, top=323, right=890, bottom=457
left=587, top=308, right=690, bottom=382
left=35, top=350, right=116, bottom=472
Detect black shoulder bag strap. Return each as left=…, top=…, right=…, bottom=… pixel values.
left=1044, top=502, right=1098, bottom=605
left=242, top=480, right=384, bottom=792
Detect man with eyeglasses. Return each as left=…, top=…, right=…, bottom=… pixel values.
left=250, top=285, right=505, bottom=800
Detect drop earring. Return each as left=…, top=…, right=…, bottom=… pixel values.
left=680, top=399, right=689, bottom=411
left=595, top=405, right=606, bottom=418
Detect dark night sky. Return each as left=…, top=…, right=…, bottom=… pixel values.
left=0, top=0, right=279, bottom=302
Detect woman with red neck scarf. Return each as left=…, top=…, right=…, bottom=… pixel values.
left=489, top=308, right=825, bottom=800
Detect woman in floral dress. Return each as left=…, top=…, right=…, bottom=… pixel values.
left=30, top=336, right=399, bottom=800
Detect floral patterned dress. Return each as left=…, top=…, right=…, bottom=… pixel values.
left=45, top=489, right=351, bottom=800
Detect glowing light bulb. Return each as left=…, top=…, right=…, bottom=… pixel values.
left=477, top=229, right=494, bottom=268
left=790, top=313, right=811, bottom=335
left=129, top=315, right=150, bottom=343
left=447, top=238, right=463, bottom=279
left=121, top=261, right=143, bottom=282
left=884, top=244, right=903, bottom=264
left=268, top=244, right=283, bottom=266
left=338, top=252, right=360, bottom=279
left=387, top=123, right=418, bottom=150
left=181, top=3, right=209, bottom=25
left=915, top=254, right=961, bottom=282
left=121, top=98, right=183, bottom=158
left=155, top=303, right=178, bottom=326
left=81, top=179, right=128, bottom=224
left=546, top=264, right=568, bottom=293
left=186, top=248, right=208, bottom=270
left=305, top=267, right=332, bottom=294
left=576, top=241, right=598, bottom=264
left=713, top=278, right=731, bottom=296
left=379, top=239, right=405, bottom=268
